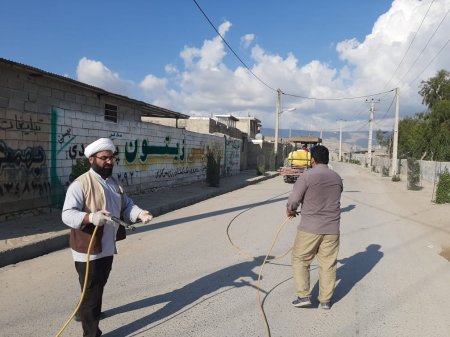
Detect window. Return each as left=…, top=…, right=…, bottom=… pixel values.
left=104, top=104, right=118, bottom=123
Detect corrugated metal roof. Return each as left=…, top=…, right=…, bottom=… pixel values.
left=0, top=57, right=189, bottom=119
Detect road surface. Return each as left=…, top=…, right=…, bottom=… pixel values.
left=1, top=162, right=449, bottom=337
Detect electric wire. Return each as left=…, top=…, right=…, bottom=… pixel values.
left=374, top=95, right=396, bottom=127
left=382, top=0, right=436, bottom=90
left=192, top=0, right=398, bottom=103
left=395, top=6, right=450, bottom=88
left=408, top=36, right=450, bottom=85
left=282, top=88, right=395, bottom=101
left=55, top=225, right=100, bottom=337
left=191, top=0, right=277, bottom=92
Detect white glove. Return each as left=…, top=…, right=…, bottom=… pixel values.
left=138, top=211, right=153, bottom=224
left=89, top=210, right=111, bottom=227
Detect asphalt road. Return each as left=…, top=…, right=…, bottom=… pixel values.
left=1, top=162, right=449, bottom=337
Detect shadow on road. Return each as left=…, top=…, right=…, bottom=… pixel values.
left=341, top=204, right=356, bottom=213
left=135, top=195, right=289, bottom=235
left=311, top=244, right=383, bottom=305
left=102, top=256, right=271, bottom=336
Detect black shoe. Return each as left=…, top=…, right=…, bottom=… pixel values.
left=292, top=296, right=311, bottom=307
left=319, top=301, right=331, bottom=310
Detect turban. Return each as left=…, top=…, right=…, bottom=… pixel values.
left=84, top=138, right=116, bottom=158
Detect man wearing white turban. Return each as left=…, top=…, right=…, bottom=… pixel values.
left=62, top=137, right=153, bottom=337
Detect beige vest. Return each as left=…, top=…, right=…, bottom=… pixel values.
left=69, top=171, right=126, bottom=254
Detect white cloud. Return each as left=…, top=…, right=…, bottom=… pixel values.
left=139, top=74, right=168, bottom=100
left=241, top=34, right=255, bottom=49
left=74, top=0, right=450, bottom=135
left=76, top=57, right=133, bottom=96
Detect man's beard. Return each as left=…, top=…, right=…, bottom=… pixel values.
left=92, top=162, right=113, bottom=178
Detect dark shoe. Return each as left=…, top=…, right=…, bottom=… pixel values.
left=319, top=301, right=331, bottom=310
left=292, top=296, right=311, bottom=307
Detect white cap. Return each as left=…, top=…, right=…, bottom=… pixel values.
left=84, top=138, right=116, bottom=158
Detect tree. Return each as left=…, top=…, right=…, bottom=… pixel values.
left=397, top=116, right=428, bottom=159
left=376, top=129, right=392, bottom=154
left=419, top=69, right=450, bottom=109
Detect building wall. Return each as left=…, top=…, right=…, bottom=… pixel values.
left=248, top=140, right=277, bottom=171
left=0, top=63, right=241, bottom=217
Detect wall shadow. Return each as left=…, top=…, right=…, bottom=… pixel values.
left=102, top=256, right=270, bottom=336
left=311, top=244, right=383, bottom=304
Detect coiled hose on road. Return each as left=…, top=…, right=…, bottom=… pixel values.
left=226, top=191, right=296, bottom=337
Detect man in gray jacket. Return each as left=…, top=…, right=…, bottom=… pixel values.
left=286, top=145, right=343, bottom=310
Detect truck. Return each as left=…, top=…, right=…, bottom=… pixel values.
left=280, top=136, right=322, bottom=183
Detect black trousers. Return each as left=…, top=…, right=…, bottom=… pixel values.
left=75, top=256, right=113, bottom=337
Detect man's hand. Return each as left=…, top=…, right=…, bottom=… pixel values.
left=287, top=209, right=298, bottom=218
left=138, top=211, right=153, bottom=224
left=89, top=210, right=111, bottom=227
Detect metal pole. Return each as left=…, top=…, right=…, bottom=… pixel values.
left=274, top=88, right=281, bottom=160
left=339, top=120, right=342, bottom=161
left=392, top=87, right=400, bottom=176
left=367, top=100, right=375, bottom=167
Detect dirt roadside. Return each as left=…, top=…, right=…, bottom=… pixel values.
left=339, top=162, right=450, bottom=261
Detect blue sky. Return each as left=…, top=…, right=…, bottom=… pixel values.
left=2, top=0, right=450, bottom=132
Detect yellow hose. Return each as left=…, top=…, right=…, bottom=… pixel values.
left=55, top=225, right=99, bottom=337
left=256, top=216, right=292, bottom=337
left=226, top=191, right=293, bottom=260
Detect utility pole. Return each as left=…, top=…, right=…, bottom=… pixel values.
left=339, top=120, right=343, bottom=162
left=365, top=98, right=379, bottom=167
left=274, top=88, right=281, bottom=163
left=392, top=87, right=400, bottom=176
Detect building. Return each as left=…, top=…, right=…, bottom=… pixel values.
left=0, top=58, right=242, bottom=218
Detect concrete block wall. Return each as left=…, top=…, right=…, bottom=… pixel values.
left=345, top=153, right=450, bottom=185
left=247, top=140, right=276, bottom=171
left=0, top=62, right=241, bottom=218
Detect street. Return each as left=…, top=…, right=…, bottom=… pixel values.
left=1, top=162, right=449, bottom=337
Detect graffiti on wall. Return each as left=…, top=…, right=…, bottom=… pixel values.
left=155, top=166, right=207, bottom=179
left=0, top=115, right=43, bottom=134
left=116, top=171, right=134, bottom=186
left=0, top=140, right=46, bottom=177
left=125, top=137, right=186, bottom=163
left=225, top=138, right=241, bottom=176
left=0, top=140, right=51, bottom=199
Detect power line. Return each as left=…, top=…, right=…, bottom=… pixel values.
left=382, top=0, right=436, bottom=90
left=409, top=36, right=450, bottom=85
left=192, top=0, right=397, bottom=103
left=395, top=6, right=450, bottom=87
left=191, top=0, right=277, bottom=92
left=282, top=88, right=395, bottom=101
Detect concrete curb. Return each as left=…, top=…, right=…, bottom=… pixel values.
left=0, top=172, right=279, bottom=268
left=1, top=231, right=69, bottom=268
